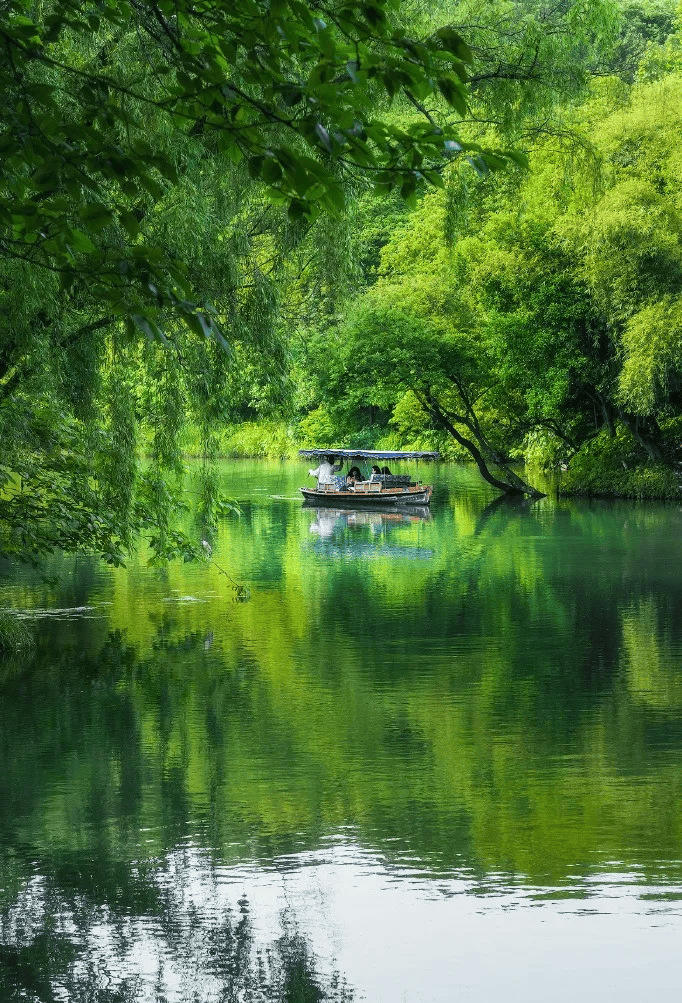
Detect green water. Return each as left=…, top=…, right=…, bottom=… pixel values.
left=2, top=459, right=682, bottom=1001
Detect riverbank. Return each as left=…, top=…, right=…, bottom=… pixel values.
left=177, top=421, right=682, bottom=501
left=558, top=427, right=682, bottom=501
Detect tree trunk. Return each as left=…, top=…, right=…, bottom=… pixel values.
left=421, top=394, right=545, bottom=499
left=618, top=412, right=664, bottom=462
left=594, top=391, right=616, bottom=438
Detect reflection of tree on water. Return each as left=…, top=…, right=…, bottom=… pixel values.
left=472, top=493, right=533, bottom=536
left=0, top=875, right=354, bottom=1002
left=1, top=626, right=355, bottom=1000
left=310, top=491, right=672, bottom=753
left=4, top=489, right=682, bottom=933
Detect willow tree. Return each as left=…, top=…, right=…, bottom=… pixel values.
left=461, top=60, right=682, bottom=467
left=1, top=0, right=529, bottom=566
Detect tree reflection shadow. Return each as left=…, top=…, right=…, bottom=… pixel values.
left=473, top=492, right=534, bottom=536
left=0, top=879, right=354, bottom=1002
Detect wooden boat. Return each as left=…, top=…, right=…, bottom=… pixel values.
left=300, top=482, right=432, bottom=506
left=299, top=449, right=438, bottom=507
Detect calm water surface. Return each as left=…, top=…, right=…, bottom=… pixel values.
left=2, top=459, right=682, bottom=1001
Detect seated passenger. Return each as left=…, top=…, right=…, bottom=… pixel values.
left=369, top=464, right=381, bottom=481
left=308, top=455, right=344, bottom=486
left=347, top=466, right=364, bottom=486
left=381, top=465, right=392, bottom=475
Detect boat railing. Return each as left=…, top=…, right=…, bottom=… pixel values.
left=315, top=476, right=416, bottom=493
left=377, top=474, right=411, bottom=486
left=350, top=481, right=383, bottom=493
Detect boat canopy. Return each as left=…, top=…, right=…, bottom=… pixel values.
left=299, top=449, right=439, bottom=461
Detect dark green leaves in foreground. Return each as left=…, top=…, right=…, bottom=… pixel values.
left=0, top=0, right=521, bottom=335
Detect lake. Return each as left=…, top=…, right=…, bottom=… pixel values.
left=2, top=458, right=682, bottom=1001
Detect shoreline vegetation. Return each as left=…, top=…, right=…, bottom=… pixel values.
left=177, top=419, right=682, bottom=501
left=557, top=428, right=682, bottom=501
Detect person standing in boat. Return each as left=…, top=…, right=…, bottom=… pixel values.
left=308, top=454, right=344, bottom=486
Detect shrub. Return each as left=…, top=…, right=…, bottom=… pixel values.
left=560, top=427, right=680, bottom=499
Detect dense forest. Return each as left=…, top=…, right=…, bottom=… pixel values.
left=2, top=0, right=682, bottom=571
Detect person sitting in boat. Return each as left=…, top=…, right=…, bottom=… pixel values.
left=308, top=455, right=344, bottom=487
left=369, top=464, right=381, bottom=481
left=347, top=466, right=364, bottom=486
left=381, top=465, right=392, bottom=475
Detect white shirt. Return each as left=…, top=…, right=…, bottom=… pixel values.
left=308, top=460, right=343, bottom=485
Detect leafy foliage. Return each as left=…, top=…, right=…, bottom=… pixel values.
left=293, top=27, right=682, bottom=492
left=4, top=0, right=680, bottom=571
left=560, top=425, right=681, bottom=497
left=0, top=0, right=521, bottom=320
left=1, top=0, right=544, bottom=565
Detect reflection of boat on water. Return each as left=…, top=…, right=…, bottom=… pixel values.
left=311, top=540, right=434, bottom=560
left=307, top=507, right=433, bottom=560
left=299, top=449, right=437, bottom=507
left=306, top=505, right=431, bottom=528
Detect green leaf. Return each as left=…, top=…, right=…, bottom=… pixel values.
left=224, top=142, right=244, bottom=164
left=432, top=27, right=473, bottom=63
left=132, top=313, right=167, bottom=343
left=262, top=158, right=283, bottom=183
left=315, top=123, right=333, bottom=152
left=80, top=203, right=115, bottom=230
left=437, top=76, right=467, bottom=116
left=504, top=150, right=530, bottom=170
left=68, top=229, right=96, bottom=253
left=247, top=156, right=264, bottom=179
left=288, top=197, right=309, bottom=220
left=119, top=211, right=140, bottom=238
left=424, top=170, right=445, bottom=189
left=323, top=183, right=345, bottom=212
left=361, top=3, right=386, bottom=27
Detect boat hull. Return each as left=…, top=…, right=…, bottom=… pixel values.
left=300, top=484, right=432, bottom=507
